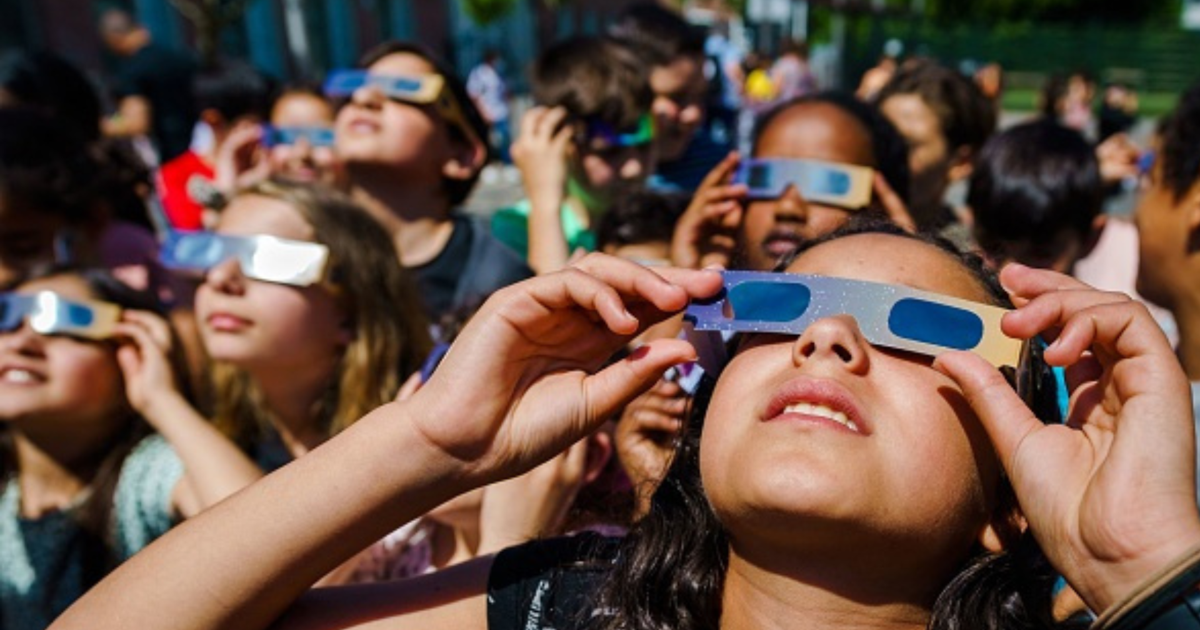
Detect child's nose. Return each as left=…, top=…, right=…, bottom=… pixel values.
left=203, top=257, right=247, bottom=295
left=792, top=315, right=870, bottom=374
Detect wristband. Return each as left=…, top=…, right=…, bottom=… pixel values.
left=1093, top=542, right=1200, bottom=630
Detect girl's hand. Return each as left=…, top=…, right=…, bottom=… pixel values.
left=870, top=172, right=917, bottom=233
left=935, top=264, right=1200, bottom=614
left=114, top=310, right=183, bottom=420
left=615, top=377, right=687, bottom=514
left=213, top=123, right=271, bottom=197
left=511, top=106, right=573, bottom=208
left=671, top=151, right=746, bottom=269
left=410, top=254, right=722, bottom=485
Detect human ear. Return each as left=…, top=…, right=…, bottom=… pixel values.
left=1185, top=181, right=1200, bottom=255
left=583, top=429, right=615, bottom=486
left=441, top=136, right=488, bottom=183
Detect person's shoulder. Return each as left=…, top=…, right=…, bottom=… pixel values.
left=460, top=213, right=533, bottom=279
left=113, top=434, right=185, bottom=559
left=488, top=533, right=620, bottom=630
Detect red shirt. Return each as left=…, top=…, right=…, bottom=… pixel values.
left=156, top=150, right=213, bottom=230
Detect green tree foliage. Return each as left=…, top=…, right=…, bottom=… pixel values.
left=462, top=0, right=519, bottom=25
left=924, top=0, right=1179, bottom=24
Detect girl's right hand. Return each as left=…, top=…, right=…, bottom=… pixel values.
left=935, top=265, right=1200, bottom=614
left=671, top=151, right=747, bottom=269
left=410, top=254, right=723, bottom=485
left=114, top=310, right=182, bottom=421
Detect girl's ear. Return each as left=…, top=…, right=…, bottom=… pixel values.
left=441, top=136, right=488, bottom=183
left=583, top=429, right=615, bottom=486
left=978, top=486, right=1027, bottom=553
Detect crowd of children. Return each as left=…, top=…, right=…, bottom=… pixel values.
left=2, top=3, right=1200, bottom=630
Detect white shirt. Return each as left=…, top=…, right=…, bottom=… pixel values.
left=467, top=62, right=509, bottom=124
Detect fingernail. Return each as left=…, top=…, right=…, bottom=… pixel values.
left=702, top=264, right=725, bottom=272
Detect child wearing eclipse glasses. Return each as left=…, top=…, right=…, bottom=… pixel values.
left=323, top=42, right=533, bottom=322
left=0, top=269, right=260, bottom=628
left=671, top=92, right=917, bottom=273
left=493, top=36, right=658, bottom=275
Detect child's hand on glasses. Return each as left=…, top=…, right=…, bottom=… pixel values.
left=671, top=151, right=747, bottom=270
left=512, top=106, right=573, bottom=209
left=114, top=310, right=184, bottom=420
left=934, top=264, right=1200, bottom=616
left=213, top=122, right=271, bottom=199
left=407, top=253, right=721, bottom=486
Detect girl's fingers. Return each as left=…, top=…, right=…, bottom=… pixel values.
left=1063, top=352, right=1104, bottom=393
left=934, top=350, right=1044, bottom=477
left=872, top=173, right=916, bottom=233
left=519, top=106, right=544, bottom=139
left=999, top=263, right=1092, bottom=299
left=698, top=151, right=741, bottom=191
left=582, top=338, right=699, bottom=433
left=538, top=107, right=568, bottom=140
left=571, top=254, right=722, bottom=314
left=1003, top=287, right=1134, bottom=342
left=121, top=310, right=173, bottom=350
left=628, top=408, right=684, bottom=433
left=1043, top=301, right=1176, bottom=371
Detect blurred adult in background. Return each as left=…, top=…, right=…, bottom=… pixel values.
left=1098, top=81, right=1139, bottom=142
left=466, top=50, right=511, bottom=163
left=610, top=2, right=722, bottom=192
left=856, top=39, right=902, bottom=101
left=98, top=9, right=197, bottom=164
left=1041, top=71, right=1097, bottom=139
left=875, top=60, right=995, bottom=236
left=770, top=39, right=817, bottom=102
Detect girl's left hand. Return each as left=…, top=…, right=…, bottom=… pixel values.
left=114, top=310, right=182, bottom=420
left=936, top=264, right=1200, bottom=614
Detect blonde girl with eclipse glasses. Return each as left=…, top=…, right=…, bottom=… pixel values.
left=158, top=180, right=432, bottom=471
left=54, top=219, right=1200, bottom=630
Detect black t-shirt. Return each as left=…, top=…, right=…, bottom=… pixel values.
left=410, top=214, right=533, bottom=324
left=113, top=43, right=198, bottom=162
left=487, top=533, right=619, bottom=630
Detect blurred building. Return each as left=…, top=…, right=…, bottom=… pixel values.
left=1, top=0, right=642, bottom=92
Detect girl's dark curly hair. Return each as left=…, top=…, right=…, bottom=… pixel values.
left=588, top=216, right=1062, bottom=630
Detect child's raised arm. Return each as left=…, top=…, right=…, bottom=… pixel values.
left=115, top=309, right=264, bottom=517
left=51, top=255, right=722, bottom=630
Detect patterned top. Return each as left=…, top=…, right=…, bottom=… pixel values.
left=0, top=435, right=184, bottom=630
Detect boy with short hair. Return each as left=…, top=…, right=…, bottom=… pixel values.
left=609, top=2, right=721, bottom=192
left=493, top=36, right=655, bottom=274
left=876, top=60, right=995, bottom=234
left=156, top=60, right=270, bottom=230
left=967, top=119, right=1105, bottom=274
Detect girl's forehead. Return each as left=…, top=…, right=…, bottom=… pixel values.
left=367, top=53, right=436, bottom=76
left=786, top=234, right=991, bottom=303
left=218, top=195, right=316, bottom=243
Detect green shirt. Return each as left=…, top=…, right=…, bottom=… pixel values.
left=490, top=199, right=597, bottom=261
